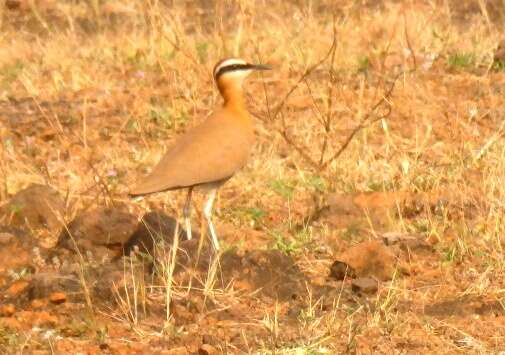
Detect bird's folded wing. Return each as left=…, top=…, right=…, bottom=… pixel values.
left=130, top=113, right=254, bottom=196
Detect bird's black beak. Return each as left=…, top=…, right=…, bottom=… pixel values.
left=249, top=63, right=272, bottom=71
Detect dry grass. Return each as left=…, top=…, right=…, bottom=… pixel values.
left=1, top=0, right=505, bottom=353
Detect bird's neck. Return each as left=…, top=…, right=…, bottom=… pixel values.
left=219, top=83, right=247, bottom=111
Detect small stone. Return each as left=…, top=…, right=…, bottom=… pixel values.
left=0, top=304, right=15, bottom=317
left=199, top=344, right=219, bottom=355
left=49, top=292, right=67, bottom=304
left=351, top=277, right=379, bottom=294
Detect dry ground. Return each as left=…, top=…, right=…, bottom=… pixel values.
left=1, top=0, right=505, bottom=353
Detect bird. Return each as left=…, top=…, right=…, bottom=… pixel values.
left=129, top=58, right=271, bottom=251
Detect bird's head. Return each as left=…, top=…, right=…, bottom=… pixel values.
left=213, top=58, right=271, bottom=93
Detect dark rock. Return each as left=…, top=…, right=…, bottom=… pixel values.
left=58, top=207, right=137, bottom=259
left=351, top=277, right=379, bottom=294
left=329, top=260, right=356, bottom=280
left=1, top=184, right=65, bottom=233
left=124, top=210, right=196, bottom=257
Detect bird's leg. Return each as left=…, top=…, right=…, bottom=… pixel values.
left=203, top=188, right=220, bottom=251
left=183, top=187, right=193, bottom=241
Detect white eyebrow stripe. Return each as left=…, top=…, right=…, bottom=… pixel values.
left=213, top=58, right=247, bottom=78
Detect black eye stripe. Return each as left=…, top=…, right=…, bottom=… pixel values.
left=215, top=63, right=252, bottom=80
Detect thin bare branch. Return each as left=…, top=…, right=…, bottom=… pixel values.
left=319, top=15, right=339, bottom=167
left=318, top=70, right=403, bottom=171
left=270, top=32, right=338, bottom=120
